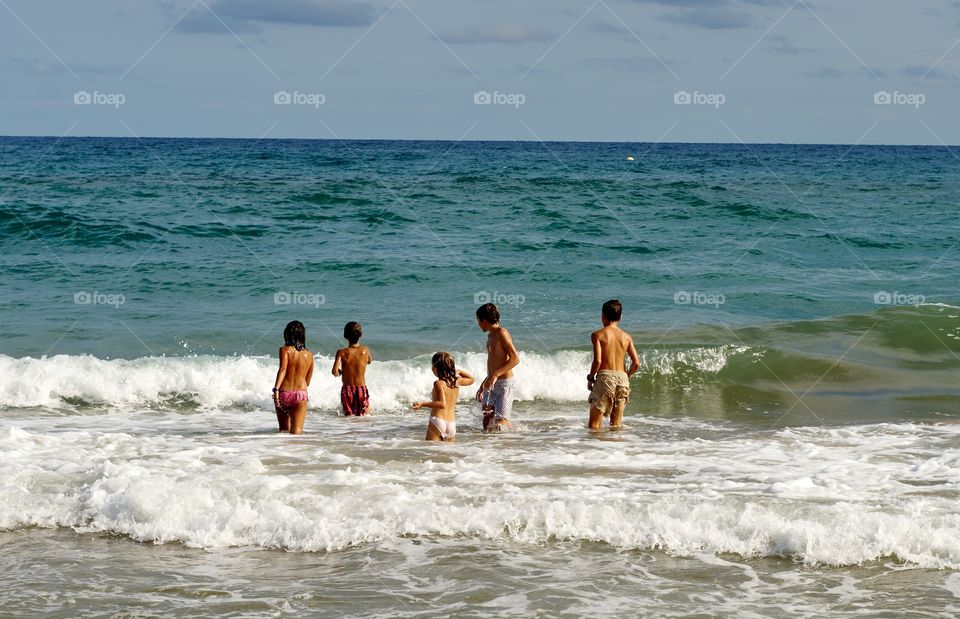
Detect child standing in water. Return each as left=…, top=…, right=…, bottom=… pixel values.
left=413, top=352, right=475, bottom=441
left=272, top=320, right=315, bottom=434
left=587, top=299, right=640, bottom=430
left=475, top=303, right=520, bottom=432
left=332, top=321, right=373, bottom=416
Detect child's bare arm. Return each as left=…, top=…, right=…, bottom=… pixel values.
left=457, top=369, right=476, bottom=387
left=332, top=350, right=342, bottom=377
left=366, top=347, right=373, bottom=364
left=306, top=353, right=315, bottom=387
left=626, top=336, right=640, bottom=377
left=273, top=348, right=289, bottom=403
left=274, top=348, right=289, bottom=387
left=589, top=332, right=602, bottom=389
left=412, top=381, right=445, bottom=410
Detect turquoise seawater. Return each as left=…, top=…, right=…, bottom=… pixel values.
left=1, top=138, right=956, bottom=353
left=3, top=138, right=960, bottom=617
left=1, top=137, right=958, bottom=422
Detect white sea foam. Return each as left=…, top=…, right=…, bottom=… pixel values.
left=639, top=345, right=747, bottom=375
left=2, top=417, right=959, bottom=568
left=0, top=347, right=744, bottom=413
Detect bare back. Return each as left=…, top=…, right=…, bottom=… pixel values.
left=278, top=346, right=314, bottom=390
left=431, top=380, right=461, bottom=422
left=336, top=345, right=371, bottom=386
left=592, top=325, right=637, bottom=373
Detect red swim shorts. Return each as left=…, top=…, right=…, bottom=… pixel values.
left=340, top=385, right=370, bottom=416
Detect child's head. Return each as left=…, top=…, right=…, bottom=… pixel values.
left=475, top=303, right=500, bottom=330
left=601, top=299, right=622, bottom=325
left=283, top=320, right=306, bottom=351
left=343, top=321, right=362, bottom=344
left=431, top=352, right=458, bottom=389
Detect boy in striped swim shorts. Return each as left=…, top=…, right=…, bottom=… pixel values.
left=333, top=321, right=373, bottom=416
left=475, top=302, right=520, bottom=432
left=587, top=299, right=640, bottom=430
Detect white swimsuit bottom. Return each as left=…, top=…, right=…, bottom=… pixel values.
left=429, top=416, right=457, bottom=440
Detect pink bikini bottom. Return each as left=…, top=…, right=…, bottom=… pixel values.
left=277, top=389, right=308, bottom=410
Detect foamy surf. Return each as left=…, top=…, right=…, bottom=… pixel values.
left=0, top=347, right=745, bottom=413
left=2, top=417, right=959, bottom=569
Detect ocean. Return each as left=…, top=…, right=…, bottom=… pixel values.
left=2, top=137, right=960, bottom=617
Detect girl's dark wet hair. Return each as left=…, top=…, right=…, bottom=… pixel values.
left=431, top=352, right=458, bottom=389
left=283, top=320, right=307, bottom=351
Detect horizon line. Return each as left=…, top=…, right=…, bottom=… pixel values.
left=0, top=134, right=956, bottom=148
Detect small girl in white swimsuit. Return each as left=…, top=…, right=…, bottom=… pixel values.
left=412, top=352, right=475, bottom=442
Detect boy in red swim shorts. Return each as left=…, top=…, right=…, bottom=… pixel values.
left=332, top=321, right=372, bottom=416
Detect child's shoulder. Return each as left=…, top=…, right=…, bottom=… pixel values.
left=281, top=345, right=310, bottom=356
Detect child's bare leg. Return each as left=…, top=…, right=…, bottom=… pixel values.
left=289, top=401, right=308, bottom=434
left=425, top=423, right=443, bottom=441
left=588, top=406, right=605, bottom=430
left=482, top=406, right=494, bottom=431
left=610, top=401, right=627, bottom=428
left=276, top=406, right=290, bottom=432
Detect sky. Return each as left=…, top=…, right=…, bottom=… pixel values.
left=2, top=0, right=960, bottom=144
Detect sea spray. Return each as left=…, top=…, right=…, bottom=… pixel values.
left=0, top=348, right=750, bottom=413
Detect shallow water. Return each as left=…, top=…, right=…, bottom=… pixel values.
left=3, top=404, right=960, bottom=617
left=3, top=138, right=960, bottom=616
left=5, top=530, right=960, bottom=618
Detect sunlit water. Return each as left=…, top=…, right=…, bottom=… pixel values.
left=3, top=138, right=960, bottom=616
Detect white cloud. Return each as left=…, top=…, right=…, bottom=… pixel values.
left=438, top=22, right=555, bottom=44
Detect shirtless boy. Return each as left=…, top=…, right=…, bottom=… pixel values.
left=332, top=321, right=373, bottom=416
left=475, top=303, right=520, bottom=432
left=587, top=299, right=640, bottom=430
